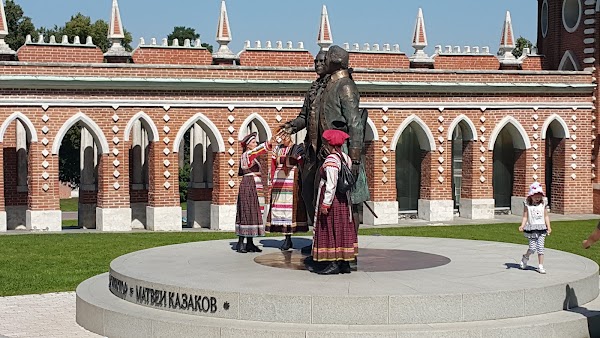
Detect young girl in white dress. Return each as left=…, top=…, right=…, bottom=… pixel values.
left=518, top=182, right=552, bottom=274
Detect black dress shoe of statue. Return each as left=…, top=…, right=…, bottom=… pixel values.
left=340, top=261, right=351, bottom=274
left=317, top=261, right=340, bottom=275
left=280, top=236, right=293, bottom=251
left=247, top=244, right=263, bottom=253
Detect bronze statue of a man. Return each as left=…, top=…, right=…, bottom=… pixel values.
left=280, top=45, right=369, bottom=228
left=318, top=45, right=370, bottom=228
left=280, top=50, right=330, bottom=224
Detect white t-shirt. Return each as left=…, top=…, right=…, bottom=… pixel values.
left=524, top=200, right=548, bottom=231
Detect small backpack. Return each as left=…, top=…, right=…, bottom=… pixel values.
left=334, top=153, right=356, bottom=194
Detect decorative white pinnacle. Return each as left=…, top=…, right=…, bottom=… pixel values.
left=410, top=8, right=431, bottom=63
left=498, top=11, right=518, bottom=63
left=0, top=0, right=14, bottom=54
left=214, top=0, right=235, bottom=60
left=317, top=5, right=333, bottom=51
left=105, top=0, right=130, bottom=57
left=109, top=0, right=124, bottom=40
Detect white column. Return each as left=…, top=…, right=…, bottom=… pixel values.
left=16, top=120, right=28, bottom=190
left=131, top=119, right=143, bottom=186
left=191, top=124, right=205, bottom=184
left=141, top=125, right=149, bottom=185
left=79, top=127, right=97, bottom=229
left=188, top=125, right=210, bottom=228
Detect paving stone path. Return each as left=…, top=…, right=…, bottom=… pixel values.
left=0, top=292, right=101, bottom=337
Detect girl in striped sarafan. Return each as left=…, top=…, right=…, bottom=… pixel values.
left=265, top=134, right=308, bottom=250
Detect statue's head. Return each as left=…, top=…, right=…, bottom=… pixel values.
left=314, top=50, right=327, bottom=76
left=325, top=45, right=349, bottom=72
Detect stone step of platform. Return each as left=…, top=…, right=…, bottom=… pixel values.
left=106, top=238, right=599, bottom=325
left=77, top=273, right=600, bottom=338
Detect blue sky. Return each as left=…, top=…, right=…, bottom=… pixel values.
left=14, top=0, right=538, bottom=55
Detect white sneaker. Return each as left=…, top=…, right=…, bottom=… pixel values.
left=538, top=265, right=546, bottom=274
left=519, top=255, right=528, bottom=269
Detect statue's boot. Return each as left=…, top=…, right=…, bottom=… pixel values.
left=280, top=235, right=293, bottom=251
left=236, top=237, right=247, bottom=253
left=246, top=237, right=262, bottom=253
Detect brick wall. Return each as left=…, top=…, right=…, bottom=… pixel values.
left=537, top=0, right=589, bottom=70
left=434, top=55, right=500, bottom=70
left=17, top=45, right=104, bottom=63
left=238, top=50, right=313, bottom=67
left=348, top=52, right=410, bottom=69
left=132, top=47, right=213, bottom=65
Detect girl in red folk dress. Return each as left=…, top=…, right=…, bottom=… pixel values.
left=235, top=132, right=272, bottom=253
left=311, top=130, right=358, bottom=275
left=266, top=134, right=308, bottom=250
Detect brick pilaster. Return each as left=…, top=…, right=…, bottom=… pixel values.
left=30, top=144, right=59, bottom=210
left=148, top=142, right=179, bottom=207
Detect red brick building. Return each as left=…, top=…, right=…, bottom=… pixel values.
left=0, top=0, right=595, bottom=232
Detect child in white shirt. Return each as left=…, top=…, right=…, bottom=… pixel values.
left=518, top=182, right=552, bottom=274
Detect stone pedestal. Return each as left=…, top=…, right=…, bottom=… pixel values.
left=187, top=200, right=211, bottom=228
left=6, top=205, right=27, bottom=230
left=26, top=210, right=61, bottom=231
left=130, top=202, right=147, bottom=229
left=147, top=206, right=182, bottom=231
left=362, top=201, right=399, bottom=226
left=0, top=211, right=6, bottom=232
left=511, top=196, right=526, bottom=216
left=96, top=208, right=132, bottom=232
left=210, top=204, right=236, bottom=231
left=418, top=199, right=454, bottom=222
left=78, top=203, right=97, bottom=229
left=459, top=198, right=495, bottom=219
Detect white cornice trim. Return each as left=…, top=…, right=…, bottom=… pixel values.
left=0, top=76, right=593, bottom=94
left=0, top=99, right=592, bottom=111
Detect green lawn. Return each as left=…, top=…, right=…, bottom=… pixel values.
left=59, top=198, right=79, bottom=212
left=60, top=198, right=187, bottom=212
left=0, top=219, right=598, bottom=297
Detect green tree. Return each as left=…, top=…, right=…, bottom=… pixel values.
left=178, top=130, right=191, bottom=202
left=4, top=0, right=38, bottom=50
left=38, top=13, right=132, bottom=53
left=58, top=125, right=81, bottom=185
left=513, top=36, right=534, bottom=58
left=167, top=26, right=213, bottom=53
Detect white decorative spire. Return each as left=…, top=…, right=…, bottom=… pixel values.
left=0, top=0, right=14, bottom=54
left=109, top=0, right=125, bottom=40
left=105, top=0, right=130, bottom=58
left=409, top=8, right=432, bottom=63
left=498, top=11, right=517, bottom=63
left=317, top=5, right=333, bottom=51
left=214, top=0, right=235, bottom=60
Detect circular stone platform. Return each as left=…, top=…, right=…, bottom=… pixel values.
left=77, top=236, right=600, bottom=337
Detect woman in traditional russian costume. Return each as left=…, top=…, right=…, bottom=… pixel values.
left=311, top=130, right=358, bottom=274
left=265, top=134, right=308, bottom=250
left=235, top=132, right=271, bottom=253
